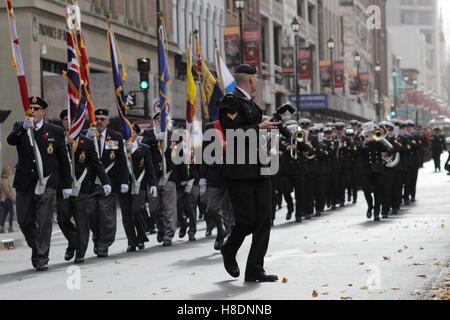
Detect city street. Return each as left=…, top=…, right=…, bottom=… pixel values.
left=0, top=157, right=449, bottom=300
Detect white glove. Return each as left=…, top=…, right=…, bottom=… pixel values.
left=62, top=189, right=73, bottom=200
left=120, top=184, right=129, bottom=194
left=65, top=137, right=70, bottom=145
left=180, top=181, right=188, bottom=187
left=149, top=186, right=158, bottom=198
left=156, top=132, right=166, bottom=141
left=87, top=127, right=97, bottom=139
left=199, top=178, right=207, bottom=195
left=23, top=117, right=34, bottom=130
left=103, top=184, right=112, bottom=197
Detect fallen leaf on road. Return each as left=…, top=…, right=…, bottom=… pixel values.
left=383, top=256, right=390, bottom=261
left=87, top=280, right=93, bottom=283
left=398, top=249, right=403, bottom=253
left=341, top=290, right=345, bottom=293
left=392, top=288, right=400, bottom=291
left=366, top=269, right=372, bottom=273
left=282, top=278, right=288, bottom=283
left=361, top=286, right=368, bottom=290
left=107, top=291, right=112, bottom=294
left=420, top=247, right=424, bottom=250
left=129, top=264, right=139, bottom=267
left=161, top=287, right=168, bottom=290
left=322, top=284, right=329, bottom=287
left=359, top=262, right=365, bottom=265
left=404, top=245, right=408, bottom=249
left=322, top=292, right=329, bottom=295
left=114, top=261, right=120, bottom=264
left=226, top=294, right=233, bottom=297
left=312, top=250, right=318, bottom=253
left=312, top=290, right=318, bottom=297
left=407, top=256, right=414, bottom=259
left=348, top=284, right=353, bottom=287
left=413, top=262, right=425, bottom=266
left=435, top=263, right=443, bottom=267
left=191, top=272, right=196, bottom=276
left=442, top=224, right=445, bottom=228
left=418, top=275, right=427, bottom=278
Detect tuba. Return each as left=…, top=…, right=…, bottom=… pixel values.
left=383, top=152, right=401, bottom=168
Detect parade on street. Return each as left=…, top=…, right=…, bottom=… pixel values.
left=0, top=0, right=450, bottom=303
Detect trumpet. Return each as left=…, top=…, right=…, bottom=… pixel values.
left=290, top=125, right=306, bottom=159
left=373, top=128, right=385, bottom=142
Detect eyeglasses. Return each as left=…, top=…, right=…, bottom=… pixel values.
left=96, top=117, right=108, bottom=122
left=31, top=107, right=44, bottom=111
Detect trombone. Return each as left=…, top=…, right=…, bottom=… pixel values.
left=290, top=125, right=306, bottom=159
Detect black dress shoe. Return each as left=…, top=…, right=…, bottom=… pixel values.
left=220, top=248, right=240, bottom=278
left=74, top=257, right=85, bottom=264
left=411, top=198, right=416, bottom=203
left=382, top=214, right=388, bottom=219
left=97, top=252, right=108, bottom=258
left=374, top=216, right=381, bottom=222
left=404, top=199, right=410, bottom=205
left=214, top=239, right=223, bottom=251
left=245, top=273, right=279, bottom=283
left=367, top=207, right=373, bottom=219
left=205, top=230, right=213, bottom=237
left=189, top=236, right=196, bottom=242
left=36, top=263, right=48, bottom=272
left=93, top=244, right=98, bottom=255
left=392, top=209, right=399, bottom=215
left=138, top=243, right=145, bottom=250
left=163, top=240, right=172, bottom=247
left=286, top=210, right=293, bottom=221
left=65, top=248, right=75, bottom=261
left=179, top=227, right=187, bottom=239
left=127, top=246, right=137, bottom=252
left=295, top=217, right=302, bottom=223
left=157, top=232, right=164, bottom=243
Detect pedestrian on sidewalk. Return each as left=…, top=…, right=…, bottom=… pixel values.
left=0, top=166, right=15, bottom=233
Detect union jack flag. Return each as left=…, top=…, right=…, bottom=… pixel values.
left=64, top=5, right=87, bottom=142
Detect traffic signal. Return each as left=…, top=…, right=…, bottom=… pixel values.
left=137, top=58, right=150, bottom=91
left=390, top=106, right=397, bottom=117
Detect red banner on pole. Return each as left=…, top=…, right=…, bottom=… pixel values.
left=243, top=25, right=260, bottom=68
left=334, top=61, right=344, bottom=90
left=298, top=47, right=311, bottom=87
left=416, top=91, right=423, bottom=109
left=359, top=73, right=369, bottom=94
left=407, top=89, right=416, bottom=107
left=320, top=60, right=331, bottom=88
left=424, top=95, right=430, bottom=111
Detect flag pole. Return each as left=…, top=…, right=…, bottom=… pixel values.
left=215, top=39, right=226, bottom=96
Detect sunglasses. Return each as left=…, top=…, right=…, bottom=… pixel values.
left=96, top=117, right=108, bottom=122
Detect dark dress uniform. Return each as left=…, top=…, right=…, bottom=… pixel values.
left=7, top=107, right=72, bottom=269
left=359, top=139, right=391, bottom=220
left=403, top=132, right=420, bottom=203
left=391, top=133, right=410, bottom=213
left=319, top=137, right=334, bottom=212
left=278, top=138, right=295, bottom=220
left=177, top=162, right=200, bottom=241
left=305, top=135, right=321, bottom=216
left=219, top=82, right=276, bottom=282
left=119, top=142, right=156, bottom=250
left=430, top=133, right=446, bottom=171
left=86, top=127, right=128, bottom=256
left=57, top=135, right=111, bottom=262
left=337, top=136, right=353, bottom=206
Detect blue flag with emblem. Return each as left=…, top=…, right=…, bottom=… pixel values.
left=107, top=23, right=133, bottom=144
left=159, top=16, right=172, bottom=152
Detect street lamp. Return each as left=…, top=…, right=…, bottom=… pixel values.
left=354, top=52, right=361, bottom=101
left=375, top=61, right=381, bottom=122
left=328, top=36, right=335, bottom=95
left=291, top=17, right=301, bottom=120
left=235, top=0, right=245, bottom=64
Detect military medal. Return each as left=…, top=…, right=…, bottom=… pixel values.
left=47, top=143, right=54, bottom=155
left=79, top=151, right=86, bottom=164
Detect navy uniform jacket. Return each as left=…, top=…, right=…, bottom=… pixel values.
left=7, top=121, right=72, bottom=192
left=431, top=134, right=445, bottom=154
left=337, top=136, right=353, bottom=169
left=218, top=88, right=263, bottom=180
left=82, top=128, right=128, bottom=194
left=60, top=135, right=111, bottom=194
left=359, top=140, right=391, bottom=174
left=404, top=133, right=420, bottom=169
left=285, top=140, right=312, bottom=177
left=127, top=143, right=157, bottom=191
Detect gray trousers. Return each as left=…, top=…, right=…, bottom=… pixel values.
left=56, top=193, right=90, bottom=258
left=16, top=188, right=56, bottom=266
left=87, top=186, right=117, bottom=254
left=119, top=190, right=149, bottom=246
left=177, top=185, right=199, bottom=238
left=149, top=181, right=177, bottom=242
left=206, top=187, right=235, bottom=240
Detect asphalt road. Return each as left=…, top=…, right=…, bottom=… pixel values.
left=0, top=157, right=449, bottom=300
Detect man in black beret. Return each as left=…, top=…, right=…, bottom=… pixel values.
left=57, top=109, right=111, bottom=263
left=218, top=64, right=279, bottom=283
left=7, top=97, right=72, bottom=271
left=83, top=108, right=129, bottom=257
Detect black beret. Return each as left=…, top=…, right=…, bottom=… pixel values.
left=95, top=109, right=109, bottom=116
left=133, top=123, right=141, bottom=134
left=29, top=96, right=48, bottom=109
left=152, top=111, right=161, bottom=120
left=60, top=109, right=68, bottom=121
left=234, top=64, right=257, bottom=75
